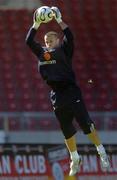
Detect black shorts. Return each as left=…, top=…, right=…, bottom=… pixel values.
left=50, top=84, right=94, bottom=138
left=50, top=84, right=82, bottom=110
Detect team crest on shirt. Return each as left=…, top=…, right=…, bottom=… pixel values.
left=43, top=52, right=51, bottom=61
left=39, top=51, right=56, bottom=66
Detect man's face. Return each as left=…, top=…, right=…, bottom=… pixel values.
left=44, top=32, right=60, bottom=49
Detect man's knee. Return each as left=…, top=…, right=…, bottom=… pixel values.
left=81, top=121, right=95, bottom=134
left=62, top=126, right=76, bottom=139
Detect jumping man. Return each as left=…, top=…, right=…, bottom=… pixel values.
left=26, top=7, right=110, bottom=176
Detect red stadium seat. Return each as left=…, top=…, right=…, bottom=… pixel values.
left=8, top=118, right=20, bottom=130
left=0, top=2, right=117, bottom=132
left=107, top=118, right=117, bottom=130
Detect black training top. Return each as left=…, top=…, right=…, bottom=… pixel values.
left=25, top=27, right=76, bottom=90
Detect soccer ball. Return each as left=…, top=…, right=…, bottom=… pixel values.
left=35, top=6, right=53, bottom=23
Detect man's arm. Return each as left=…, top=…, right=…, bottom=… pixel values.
left=59, top=21, right=74, bottom=58
left=59, top=21, right=74, bottom=43
left=25, top=11, right=43, bottom=57
left=26, top=27, right=43, bottom=57
left=58, top=21, right=68, bottom=30
left=51, top=7, right=74, bottom=57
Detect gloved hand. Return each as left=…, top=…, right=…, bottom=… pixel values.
left=51, top=6, right=62, bottom=23
left=32, top=10, right=41, bottom=30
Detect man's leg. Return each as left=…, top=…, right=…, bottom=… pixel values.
left=65, top=135, right=80, bottom=161
left=64, top=135, right=82, bottom=176
left=65, top=135, right=77, bottom=152
left=72, top=100, right=110, bottom=170
left=87, top=127, right=110, bottom=169
left=64, top=124, right=105, bottom=161
left=87, top=126, right=101, bottom=146
left=55, top=107, right=82, bottom=176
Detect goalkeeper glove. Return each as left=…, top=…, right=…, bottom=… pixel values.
left=32, top=10, right=41, bottom=30
left=51, top=6, right=62, bottom=24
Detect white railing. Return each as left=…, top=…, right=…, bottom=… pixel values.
left=0, top=111, right=117, bottom=144
left=0, top=111, right=117, bottom=131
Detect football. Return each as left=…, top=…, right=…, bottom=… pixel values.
left=35, top=6, right=53, bottom=23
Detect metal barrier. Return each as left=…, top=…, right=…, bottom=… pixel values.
left=0, top=111, right=117, bottom=131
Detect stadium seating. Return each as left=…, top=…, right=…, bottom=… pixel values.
left=0, top=1, right=117, bottom=130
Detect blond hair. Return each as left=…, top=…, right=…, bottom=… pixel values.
left=44, top=31, right=59, bottom=38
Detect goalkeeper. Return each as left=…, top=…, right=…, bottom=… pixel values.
left=26, top=7, right=110, bottom=176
